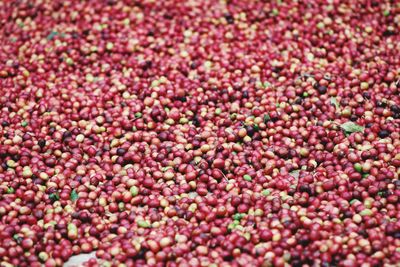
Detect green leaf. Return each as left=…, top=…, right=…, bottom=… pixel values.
left=330, top=97, right=339, bottom=109
left=263, top=82, right=271, bottom=88
left=49, top=192, right=60, bottom=202
left=70, top=189, right=79, bottom=201
left=263, top=114, right=270, bottom=123
left=47, top=31, right=59, bottom=40
left=13, top=234, right=22, bottom=244
left=233, top=214, right=241, bottom=220
left=233, top=213, right=245, bottom=221
left=6, top=187, right=14, bottom=194
left=289, top=170, right=300, bottom=179
left=340, top=121, right=364, bottom=134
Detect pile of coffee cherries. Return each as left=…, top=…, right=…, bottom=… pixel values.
left=0, top=0, right=399, bottom=266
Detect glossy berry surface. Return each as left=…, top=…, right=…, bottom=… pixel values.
left=0, top=0, right=399, bottom=266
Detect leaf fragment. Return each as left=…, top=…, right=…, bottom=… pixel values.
left=70, top=189, right=79, bottom=201
left=340, top=121, right=364, bottom=134
left=330, top=97, right=340, bottom=109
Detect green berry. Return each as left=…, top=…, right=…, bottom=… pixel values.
left=130, top=186, right=139, bottom=197
left=243, top=174, right=252, bottom=181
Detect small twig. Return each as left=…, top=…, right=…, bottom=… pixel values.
left=296, top=73, right=314, bottom=81
left=216, top=169, right=229, bottom=182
